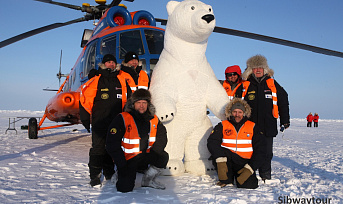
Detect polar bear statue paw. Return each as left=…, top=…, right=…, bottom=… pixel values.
left=161, top=159, right=185, bottom=176
left=184, top=159, right=216, bottom=176
left=159, top=112, right=175, bottom=122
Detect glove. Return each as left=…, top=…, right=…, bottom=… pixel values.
left=216, top=157, right=228, bottom=181
left=280, top=123, right=290, bottom=132
left=237, top=164, right=254, bottom=185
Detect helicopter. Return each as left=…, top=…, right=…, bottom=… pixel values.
left=1, top=0, right=343, bottom=138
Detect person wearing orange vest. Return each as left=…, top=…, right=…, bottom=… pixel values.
left=241, top=54, right=290, bottom=182
left=207, top=98, right=266, bottom=189
left=313, top=113, right=319, bottom=127
left=222, top=65, right=249, bottom=100
left=121, top=51, right=150, bottom=91
left=106, top=89, right=168, bottom=193
left=306, top=112, right=314, bottom=127
left=79, top=54, right=132, bottom=187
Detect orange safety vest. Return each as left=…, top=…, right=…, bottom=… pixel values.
left=266, top=79, right=278, bottom=119
left=80, top=74, right=128, bottom=114
left=221, top=120, right=255, bottom=159
left=120, top=112, right=158, bottom=160
left=137, top=70, right=149, bottom=90
left=118, top=70, right=137, bottom=92
left=243, top=78, right=278, bottom=118
left=222, top=81, right=242, bottom=100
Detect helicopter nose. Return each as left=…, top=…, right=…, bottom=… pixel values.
left=202, top=14, right=215, bottom=23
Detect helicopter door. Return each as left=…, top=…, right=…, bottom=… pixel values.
left=83, top=41, right=97, bottom=79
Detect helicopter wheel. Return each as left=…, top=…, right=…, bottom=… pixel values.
left=28, top=118, right=38, bottom=139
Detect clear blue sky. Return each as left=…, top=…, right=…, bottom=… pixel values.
left=1, top=0, right=343, bottom=119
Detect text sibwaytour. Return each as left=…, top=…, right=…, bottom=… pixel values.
left=278, top=196, right=333, bottom=204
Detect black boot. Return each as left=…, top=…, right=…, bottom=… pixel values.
left=89, top=155, right=103, bottom=186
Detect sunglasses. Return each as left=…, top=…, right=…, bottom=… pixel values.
left=226, top=73, right=238, bottom=77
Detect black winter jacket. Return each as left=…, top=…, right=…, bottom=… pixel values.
left=106, top=109, right=167, bottom=169
left=244, top=75, right=290, bottom=137
left=207, top=117, right=266, bottom=171
left=79, top=68, right=132, bottom=131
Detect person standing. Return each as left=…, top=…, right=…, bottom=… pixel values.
left=207, top=98, right=266, bottom=189
left=222, top=65, right=249, bottom=100
left=306, top=112, right=314, bottom=127
left=121, top=51, right=150, bottom=90
left=313, top=113, right=319, bottom=127
left=106, top=89, right=169, bottom=193
left=79, top=54, right=132, bottom=187
left=241, top=54, right=290, bottom=182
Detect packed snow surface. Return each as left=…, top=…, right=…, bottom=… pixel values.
left=0, top=110, right=342, bottom=203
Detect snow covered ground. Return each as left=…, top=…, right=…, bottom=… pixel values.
left=0, top=110, right=342, bottom=204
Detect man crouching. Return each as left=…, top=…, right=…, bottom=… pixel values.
left=106, top=89, right=169, bottom=192
left=207, top=98, right=266, bottom=189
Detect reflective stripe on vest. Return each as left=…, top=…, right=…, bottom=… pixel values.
left=241, top=81, right=250, bottom=99
left=266, top=78, right=278, bottom=118
left=118, top=70, right=137, bottom=92
left=120, top=112, right=158, bottom=160
left=138, top=70, right=149, bottom=90
left=221, top=120, right=255, bottom=159
left=223, top=81, right=241, bottom=100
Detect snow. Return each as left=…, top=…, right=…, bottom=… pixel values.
left=0, top=110, right=342, bottom=203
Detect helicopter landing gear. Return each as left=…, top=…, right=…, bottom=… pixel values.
left=28, top=118, right=38, bottom=139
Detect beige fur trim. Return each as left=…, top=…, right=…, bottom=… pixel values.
left=225, top=98, right=251, bottom=118
left=216, top=157, right=227, bottom=163
left=242, top=54, right=274, bottom=80
left=244, top=163, right=254, bottom=174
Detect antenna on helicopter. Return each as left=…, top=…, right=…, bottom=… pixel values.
left=56, top=50, right=68, bottom=86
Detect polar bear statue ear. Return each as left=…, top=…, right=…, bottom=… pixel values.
left=167, top=1, right=180, bottom=15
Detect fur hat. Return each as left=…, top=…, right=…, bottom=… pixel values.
left=102, top=54, right=117, bottom=64
left=225, top=98, right=251, bottom=118
left=124, top=51, right=139, bottom=63
left=242, top=54, right=274, bottom=80
left=124, top=89, right=155, bottom=115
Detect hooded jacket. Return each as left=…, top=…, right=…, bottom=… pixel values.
left=241, top=55, right=290, bottom=137
left=207, top=98, right=266, bottom=171
left=106, top=92, right=167, bottom=169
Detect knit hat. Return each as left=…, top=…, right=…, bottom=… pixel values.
left=131, top=89, right=151, bottom=103
left=225, top=65, right=242, bottom=76
left=231, top=101, right=246, bottom=112
left=102, top=54, right=117, bottom=64
left=124, top=51, right=139, bottom=63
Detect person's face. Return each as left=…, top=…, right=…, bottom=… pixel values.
left=226, top=72, right=239, bottom=83
left=127, top=59, right=139, bottom=68
left=134, top=100, right=148, bottom=114
left=232, top=109, right=244, bottom=123
left=104, top=61, right=116, bottom=70
left=252, top=67, right=264, bottom=78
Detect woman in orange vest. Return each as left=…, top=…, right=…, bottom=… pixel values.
left=207, top=98, right=266, bottom=189
left=106, top=89, right=168, bottom=193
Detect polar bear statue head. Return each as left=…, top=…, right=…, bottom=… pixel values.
left=166, top=0, right=216, bottom=43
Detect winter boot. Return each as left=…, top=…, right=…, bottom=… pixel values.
left=141, top=165, right=165, bottom=190
left=90, top=172, right=101, bottom=187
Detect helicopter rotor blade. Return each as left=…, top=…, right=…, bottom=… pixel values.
left=213, top=26, right=343, bottom=58
left=0, top=17, right=87, bottom=48
left=33, top=0, right=82, bottom=11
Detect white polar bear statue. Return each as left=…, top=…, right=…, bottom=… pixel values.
left=149, top=0, right=230, bottom=176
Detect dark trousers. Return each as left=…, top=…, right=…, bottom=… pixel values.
left=212, top=149, right=258, bottom=189
left=314, top=122, right=318, bottom=127
left=88, top=128, right=114, bottom=179
left=116, top=150, right=169, bottom=193
left=307, top=122, right=312, bottom=127
left=258, top=136, right=273, bottom=179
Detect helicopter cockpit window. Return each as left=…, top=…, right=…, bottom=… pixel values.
left=144, top=30, right=164, bottom=54
left=119, top=30, right=144, bottom=59
left=84, top=41, right=97, bottom=78
left=100, top=35, right=116, bottom=56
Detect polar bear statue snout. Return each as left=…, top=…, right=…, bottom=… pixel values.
left=202, top=14, right=215, bottom=23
